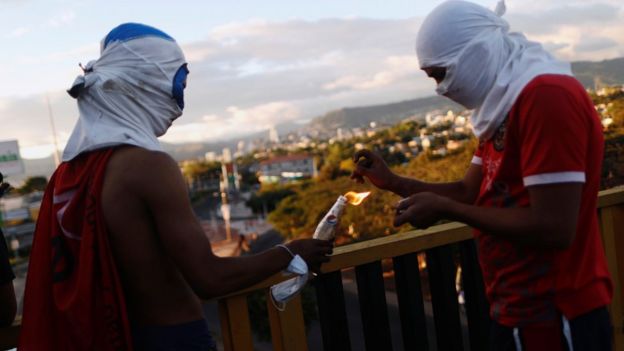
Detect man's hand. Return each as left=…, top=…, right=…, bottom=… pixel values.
left=286, top=239, right=334, bottom=273
left=393, top=192, right=448, bottom=229
left=351, top=149, right=398, bottom=191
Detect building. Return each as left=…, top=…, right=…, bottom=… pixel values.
left=269, top=126, right=279, bottom=144
left=258, top=154, right=316, bottom=184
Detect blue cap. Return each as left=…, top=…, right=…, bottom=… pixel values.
left=103, top=22, right=175, bottom=50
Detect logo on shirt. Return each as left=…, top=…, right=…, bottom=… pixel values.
left=493, top=118, right=507, bottom=152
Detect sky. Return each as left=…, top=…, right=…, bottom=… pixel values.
left=1, top=0, right=623, bottom=159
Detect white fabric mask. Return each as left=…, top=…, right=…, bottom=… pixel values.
left=62, top=23, right=187, bottom=161
left=270, top=255, right=309, bottom=310
left=416, top=0, right=572, bottom=140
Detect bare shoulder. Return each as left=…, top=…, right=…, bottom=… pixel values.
left=105, top=146, right=183, bottom=197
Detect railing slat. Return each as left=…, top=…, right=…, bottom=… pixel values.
left=355, top=261, right=393, bottom=350
left=323, top=223, right=472, bottom=273
left=218, top=295, right=254, bottom=351
left=459, top=240, right=490, bottom=351
left=393, top=253, right=429, bottom=351
left=599, top=205, right=624, bottom=351
left=314, top=271, right=351, bottom=351
left=426, top=245, right=464, bottom=351
left=266, top=291, right=308, bottom=351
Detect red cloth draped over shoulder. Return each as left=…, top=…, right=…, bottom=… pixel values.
left=19, top=148, right=132, bottom=351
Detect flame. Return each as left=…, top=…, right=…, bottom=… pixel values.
left=344, top=191, right=371, bottom=206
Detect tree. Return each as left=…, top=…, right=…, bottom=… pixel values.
left=246, top=184, right=296, bottom=215
left=18, top=176, right=48, bottom=195
left=267, top=141, right=478, bottom=244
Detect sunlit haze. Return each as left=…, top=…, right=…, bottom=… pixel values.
left=1, top=0, right=623, bottom=159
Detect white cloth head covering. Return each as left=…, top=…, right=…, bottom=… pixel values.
left=62, top=23, right=187, bottom=161
left=416, top=0, right=572, bottom=140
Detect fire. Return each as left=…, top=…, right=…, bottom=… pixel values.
left=344, top=191, right=371, bottom=206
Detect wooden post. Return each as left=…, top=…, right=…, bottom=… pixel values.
left=355, top=260, right=393, bottom=350
left=218, top=295, right=254, bottom=351
left=600, top=205, right=624, bottom=351
left=426, top=245, right=464, bottom=351
left=266, top=290, right=308, bottom=351
left=459, top=240, right=490, bottom=351
left=393, top=253, right=429, bottom=350
left=314, top=271, right=351, bottom=351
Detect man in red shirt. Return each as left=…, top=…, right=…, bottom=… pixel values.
left=352, top=1, right=613, bottom=350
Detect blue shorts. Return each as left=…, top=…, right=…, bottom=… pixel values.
left=132, top=319, right=217, bottom=351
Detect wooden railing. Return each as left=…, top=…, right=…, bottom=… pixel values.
left=218, top=187, right=624, bottom=351
left=1, top=188, right=623, bottom=350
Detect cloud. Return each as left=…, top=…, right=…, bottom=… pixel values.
left=6, top=26, right=31, bottom=38
left=574, top=36, right=618, bottom=53
left=19, top=43, right=99, bottom=65
left=324, top=55, right=419, bottom=91
left=0, top=92, right=75, bottom=160
left=506, top=0, right=622, bottom=11
left=178, top=17, right=423, bottom=113
left=508, top=3, right=619, bottom=34
left=504, top=2, right=624, bottom=60
left=542, top=41, right=570, bottom=53
left=3, top=8, right=624, bottom=156
left=47, top=10, right=76, bottom=28
left=161, top=101, right=300, bottom=143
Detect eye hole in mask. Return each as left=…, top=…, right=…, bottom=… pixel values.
left=172, top=64, right=189, bottom=110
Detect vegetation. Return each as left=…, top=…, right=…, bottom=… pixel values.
left=268, top=140, right=477, bottom=245
left=593, top=88, right=624, bottom=188
left=17, top=176, right=48, bottom=195
left=246, top=183, right=297, bottom=215
left=181, top=160, right=221, bottom=184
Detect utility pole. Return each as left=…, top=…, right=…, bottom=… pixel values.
left=220, top=164, right=231, bottom=242
left=46, top=94, right=61, bottom=167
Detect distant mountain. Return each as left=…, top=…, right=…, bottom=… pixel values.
left=572, top=57, right=624, bottom=89
left=304, top=57, right=624, bottom=136
left=161, top=121, right=304, bottom=161
left=306, top=96, right=462, bottom=135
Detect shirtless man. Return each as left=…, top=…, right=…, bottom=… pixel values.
left=20, top=23, right=332, bottom=351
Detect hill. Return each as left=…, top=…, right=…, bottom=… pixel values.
left=306, top=96, right=462, bottom=135
left=305, top=57, right=624, bottom=136
left=572, top=57, right=624, bottom=89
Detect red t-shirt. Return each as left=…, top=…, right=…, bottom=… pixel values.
left=472, top=74, right=613, bottom=327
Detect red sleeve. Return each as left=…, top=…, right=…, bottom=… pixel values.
left=516, top=83, right=589, bottom=186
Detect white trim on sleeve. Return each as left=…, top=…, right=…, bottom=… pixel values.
left=471, top=156, right=483, bottom=165
left=523, top=171, right=586, bottom=187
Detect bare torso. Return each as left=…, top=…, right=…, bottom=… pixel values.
left=101, top=146, right=203, bottom=326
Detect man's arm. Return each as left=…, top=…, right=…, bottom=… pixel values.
left=395, top=182, right=582, bottom=249
left=389, top=164, right=482, bottom=203
left=352, top=149, right=482, bottom=204
left=131, top=151, right=332, bottom=300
